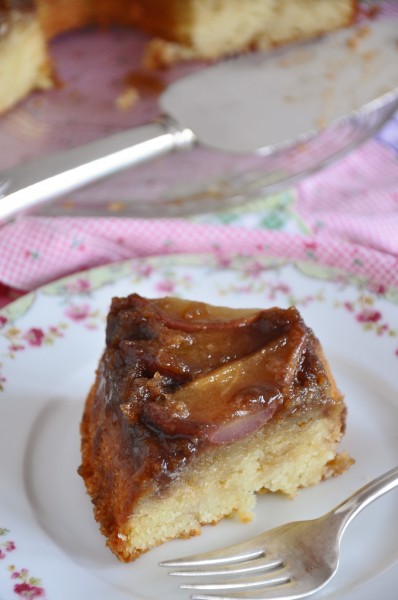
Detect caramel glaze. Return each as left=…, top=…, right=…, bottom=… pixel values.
left=0, top=0, right=35, bottom=33
left=2, top=0, right=189, bottom=42
left=0, top=0, right=34, bottom=17
left=79, top=294, right=345, bottom=559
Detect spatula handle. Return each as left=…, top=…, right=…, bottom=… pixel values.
left=0, top=116, right=196, bottom=224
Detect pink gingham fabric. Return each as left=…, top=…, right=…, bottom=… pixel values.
left=1, top=124, right=398, bottom=302
left=1, top=3, right=398, bottom=304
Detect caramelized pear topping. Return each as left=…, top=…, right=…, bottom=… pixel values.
left=141, top=325, right=307, bottom=444
left=107, top=295, right=328, bottom=448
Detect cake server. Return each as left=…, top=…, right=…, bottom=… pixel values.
left=1, top=18, right=398, bottom=223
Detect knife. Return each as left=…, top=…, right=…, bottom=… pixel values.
left=1, top=18, right=398, bottom=223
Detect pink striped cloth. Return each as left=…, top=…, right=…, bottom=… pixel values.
left=1, top=2, right=398, bottom=305
left=1, top=130, right=398, bottom=305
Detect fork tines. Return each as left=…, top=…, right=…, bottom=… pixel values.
left=159, top=546, right=292, bottom=599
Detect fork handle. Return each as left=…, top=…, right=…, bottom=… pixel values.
left=333, top=465, right=398, bottom=532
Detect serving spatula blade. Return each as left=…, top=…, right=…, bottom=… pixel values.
left=1, top=18, right=397, bottom=222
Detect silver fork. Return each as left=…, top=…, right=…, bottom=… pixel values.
left=159, top=465, right=398, bottom=600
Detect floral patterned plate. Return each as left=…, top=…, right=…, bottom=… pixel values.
left=1, top=254, right=398, bottom=600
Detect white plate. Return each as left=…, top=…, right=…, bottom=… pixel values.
left=1, top=254, right=398, bottom=600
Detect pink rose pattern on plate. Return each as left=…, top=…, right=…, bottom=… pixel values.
left=0, top=255, right=397, bottom=595
left=0, top=528, right=15, bottom=561
left=9, top=567, right=46, bottom=600
left=1, top=529, right=46, bottom=599
left=0, top=259, right=198, bottom=386
left=0, top=257, right=397, bottom=395
left=0, top=274, right=106, bottom=390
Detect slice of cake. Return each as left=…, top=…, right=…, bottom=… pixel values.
left=79, top=293, right=352, bottom=562
left=141, top=0, right=359, bottom=68
left=0, top=1, right=53, bottom=114
left=0, top=0, right=357, bottom=113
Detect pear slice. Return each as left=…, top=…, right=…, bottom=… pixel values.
left=142, top=321, right=307, bottom=444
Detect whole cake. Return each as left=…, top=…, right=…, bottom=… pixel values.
left=0, top=0, right=357, bottom=113
left=79, top=293, right=352, bottom=562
